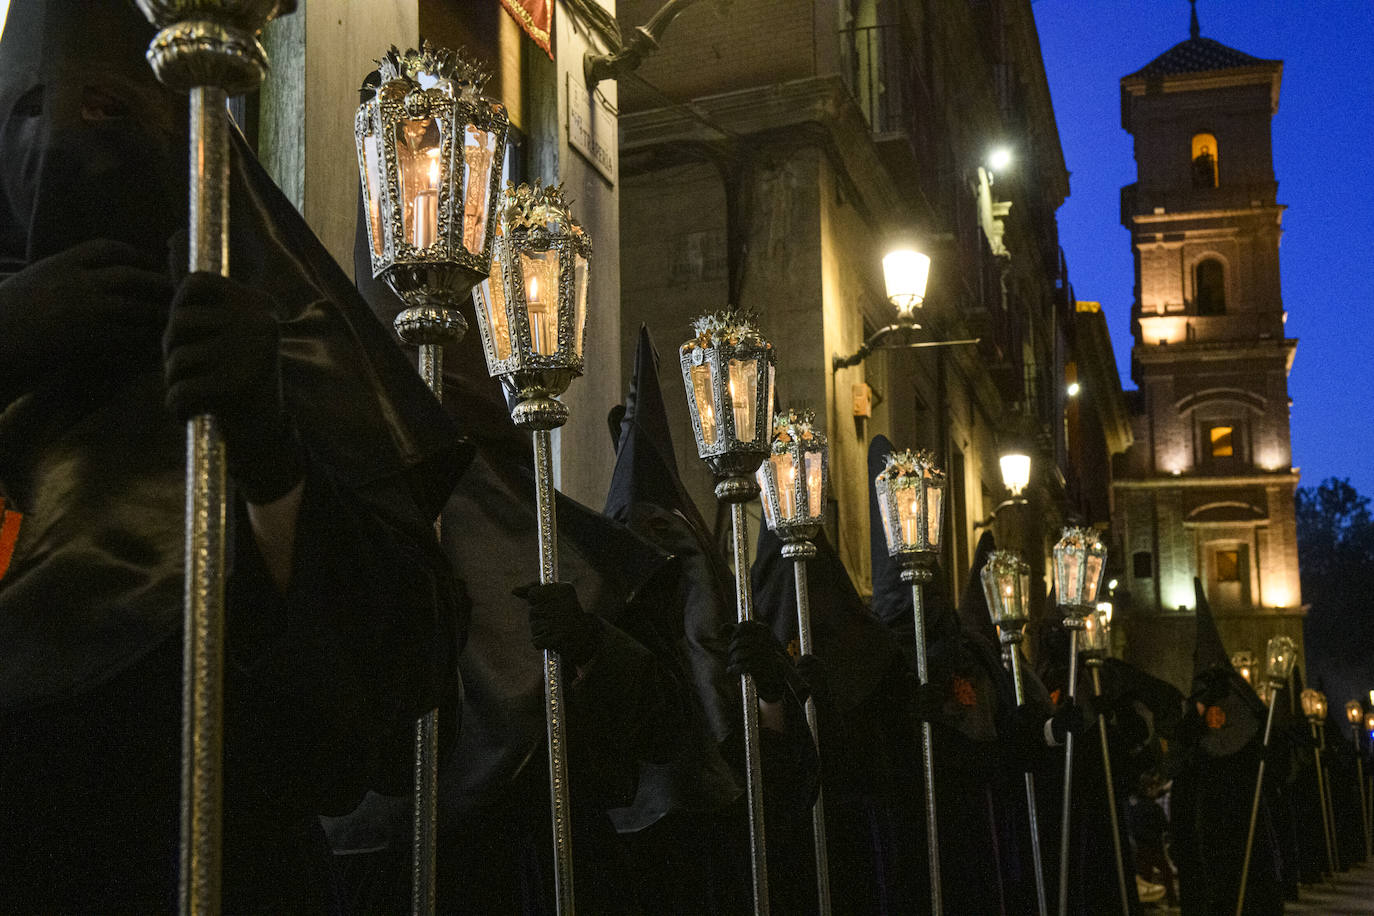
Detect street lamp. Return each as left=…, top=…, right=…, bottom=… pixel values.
left=1238, top=634, right=1298, bottom=913
left=1051, top=526, right=1107, bottom=916
left=831, top=249, right=979, bottom=371
left=1079, top=608, right=1131, bottom=913
left=680, top=310, right=775, bottom=915
left=981, top=550, right=1048, bottom=916
left=755, top=409, right=831, bottom=914
left=357, top=44, right=509, bottom=387
left=874, top=448, right=947, bottom=915
left=999, top=447, right=1032, bottom=500
left=471, top=181, right=592, bottom=916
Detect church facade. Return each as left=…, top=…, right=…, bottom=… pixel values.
left=1112, top=19, right=1304, bottom=689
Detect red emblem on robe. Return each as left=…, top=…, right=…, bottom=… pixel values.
left=0, top=499, right=22, bottom=583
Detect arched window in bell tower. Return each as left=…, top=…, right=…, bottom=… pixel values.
left=1195, top=258, right=1226, bottom=315
left=1191, top=133, right=1219, bottom=188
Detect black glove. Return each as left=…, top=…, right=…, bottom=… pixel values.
left=513, top=581, right=605, bottom=668
left=163, top=272, right=304, bottom=504
left=727, top=620, right=793, bottom=703
left=0, top=239, right=170, bottom=400
left=795, top=654, right=829, bottom=708
left=1050, top=699, right=1093, bottom=744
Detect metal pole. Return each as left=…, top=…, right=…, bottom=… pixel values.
left=1235, top=693, right=1278, bottom=916
left=1310, top=722, right=1337, bottom=877
left=791, top=549, right=831, bottom=916
left=181, top=85, right=231, bottom=916
left=1356, top=743, right=1370, bottom=860
left=534, top=429, right=576, bottom=915
left=730, top=501, right=770, bottom=916
left=1056, top=624, right=1080, bottom=916
left=1318, top=725, right=1341, bottom=872
left=139, top=9, right=291, bottom=910
left=906, top=567, right=942, bottom=916
left=1005, top=641, right=1049, bottom=916
left=1091, top=665, right=1130, bottom=915
left=394, top=310, right=464, bottom=916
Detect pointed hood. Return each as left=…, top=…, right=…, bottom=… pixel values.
left=1193, top=578, right=1233, bottom=679
left=867, top=435, right=912, bottom=633
left=0, top=0, right=184, bottom=265
left=604, top=325, right=710, bottom=535
left=958, top=531, right=1001, bottom=649
left=750, top=524, right=904, bottom=714
left=1190, top=581, right=1265, bottom=757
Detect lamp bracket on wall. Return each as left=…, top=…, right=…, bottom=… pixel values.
left=831, top=322, right=979, bottom=372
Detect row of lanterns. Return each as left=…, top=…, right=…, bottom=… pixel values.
left=351, top=39, right=1329, bottom=916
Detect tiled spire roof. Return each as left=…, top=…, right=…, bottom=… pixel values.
left=1127, top=35, right=1278, bottom=80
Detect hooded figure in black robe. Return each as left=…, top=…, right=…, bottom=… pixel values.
left=0, top=2, right=465, bottom=910
left=1171, top=580, right=1283, bottom=915
left=866, top=436, right=1027, bottom=913
left=335, top=195, right=692, bottom=912
left=597, top=326, right=817, bottom=913
left=751, top=517, right=913, bottom=915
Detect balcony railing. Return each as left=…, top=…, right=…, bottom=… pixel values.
left=838, top=24, right=910, bottom=136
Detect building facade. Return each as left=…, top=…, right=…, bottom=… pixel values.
left=1112, top=19, right=1304, bottom=689
left=616, top=0, right=1129, bottom=613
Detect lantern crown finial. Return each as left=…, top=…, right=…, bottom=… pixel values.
left=372, top=41, right=491, bottom=94
left=498, top=180, right=585, bottom=237
left=877, top=448, right=944, bottom=485
left=770, top=408, right=819, bottom=451
left=683, top=309, right=768, bottom=353
left=984, top=548, right=1027, bottom=580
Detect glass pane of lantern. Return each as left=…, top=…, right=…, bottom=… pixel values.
left=396, top=118, right=445, bottom=249
left=462, top=124, right=498, bottom=255
left=361, top=129, right=385, bottom=258
left=476, top=255, right=511, bottom=361
left=898, top=487, right=922, bottom=549
left=1084, top=551, right=1105, bottom=603
left=805, top=451, right=823, bottom=521
left=691, top=363, right=717, bottom=447
left=925, top=482, right=943, bottom=548
left=728, top=358, right=758, bottom=443
left=757, top=465, right=777, bottom=529
left=877, top=486, right=896, bottom=552
left=572, top=254, right=589, bottom=358
left=1057, top=551, right=1083, bottom=605
left=520, top=249, right=561, bottom=355
left=770, top=453, right=798, bottom=521
left=767, top=363, right=776, bottom=432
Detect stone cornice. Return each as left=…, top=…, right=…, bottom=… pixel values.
left=1114, top=471, right=1300, bottom=489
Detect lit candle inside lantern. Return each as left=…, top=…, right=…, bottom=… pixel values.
left=412, top=151, right=441, bottom=248
left=691, top=364, right=717, bottom=446
left=773, top=454, right=797, bottom=521
left=727, top=359, right=757, bottom=442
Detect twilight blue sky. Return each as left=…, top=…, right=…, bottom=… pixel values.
left=1032, top=0, right=1374, bottom=497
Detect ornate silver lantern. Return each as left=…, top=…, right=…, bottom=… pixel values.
left=679, top=310, right=776, bottom=912
left=1081, top=608, right=1112, bottom=661
left=874, top=448, right=946, bottom=564
left=680, top=311, right=776, bottom=501
left=980, top=548, right=1049, bottom=916
left=1053, top=526, right=1108, bottom=618
left=755, top=409, right=831, bottom=912
left=874, top=447, right=946, bottom=914
left=1231, top=650, right=1257, bottom=686
left=757, top=409, right=828, bottom=549
left=472, top=181, right=592, bottom=430
left=1266, top=635, right=1297, bottom=686
left=357, top=44, right=508, bottom=309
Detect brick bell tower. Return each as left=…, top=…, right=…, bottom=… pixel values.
left=1112, top=3, right=1303, bottom=690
